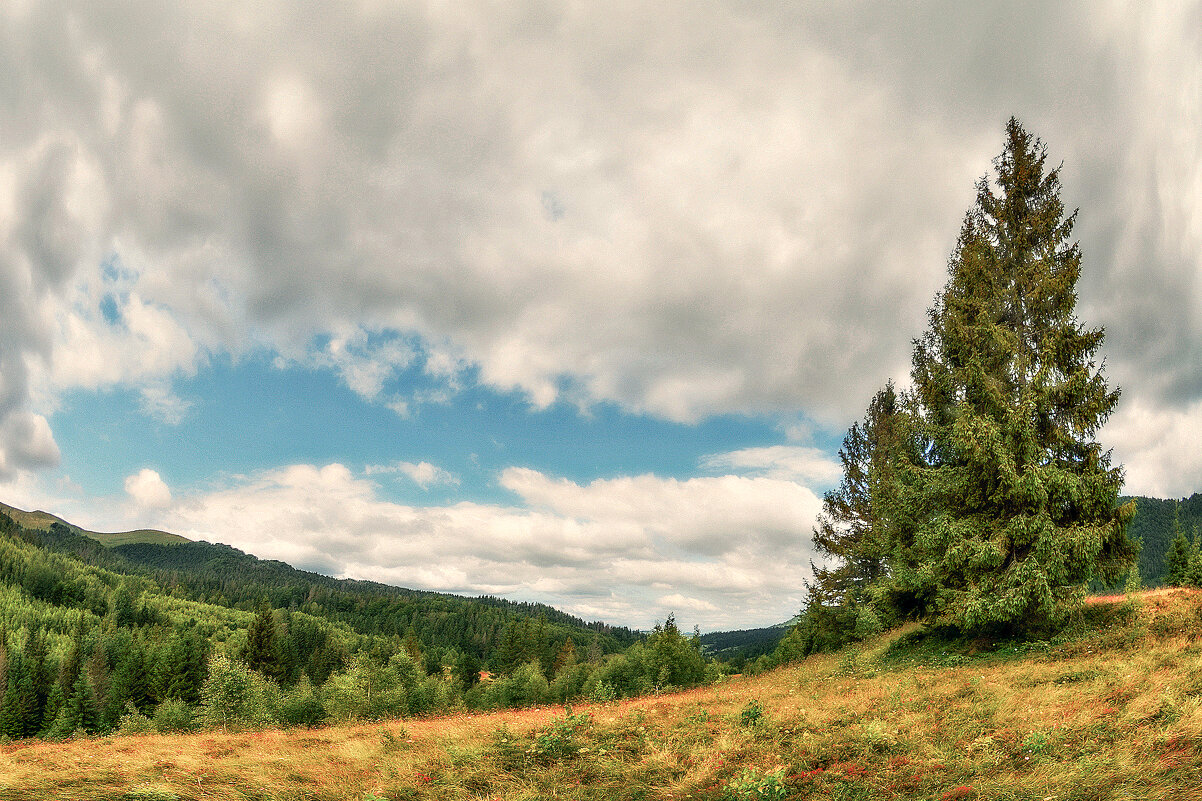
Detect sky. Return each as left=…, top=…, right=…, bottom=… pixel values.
left=1, top=2, right=1199, bottom=631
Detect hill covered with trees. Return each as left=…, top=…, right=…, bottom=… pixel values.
left=0, top=507, right=713, bottom=741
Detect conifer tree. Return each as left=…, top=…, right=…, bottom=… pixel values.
left=802, top=382, right=913, bottom=649
left=59, top=673, right=100, bottom=735
left=1165, top=507, right=1191, bottom=586
left=244, top=599, right=280, bottom=679
left=811, top=383, right=904, bottom=600
left=1186, top=526, right=1202, bottom=588
left=873, top=119, right=1136, bottom=633
left=552, top=637, right=577, bottom=676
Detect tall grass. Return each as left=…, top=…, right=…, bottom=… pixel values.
left=4, top=589, right=1202, bottom=800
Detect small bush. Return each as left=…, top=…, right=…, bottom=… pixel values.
left=153, top=699, right=194, bottom=733
left=118, top=701, right=155, bottom=735
left=739, top=700, right=764, bottom=727
left=529, top=712, right=591, bottom=763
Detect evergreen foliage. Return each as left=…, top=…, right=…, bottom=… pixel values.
left=1164, top=507, right=1191, bottom=586
left=0, top=506, right=713, bottom=741
left=801, top=120, right=1137, bottom=643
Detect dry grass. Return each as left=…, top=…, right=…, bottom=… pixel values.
left=6, top=590, right=1202, bottom=800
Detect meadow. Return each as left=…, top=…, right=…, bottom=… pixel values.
left=3, top=589, right=1202, bottom=800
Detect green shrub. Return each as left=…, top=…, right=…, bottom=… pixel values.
left=739, top=699, right=764, bottom=727
left=118, top=701, right=155, bottom=735
left=153, top=698, right=194, bottom=733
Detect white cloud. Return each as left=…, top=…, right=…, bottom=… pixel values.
left=316, top=330, right=415, bottom=402
left=701, top=445, right=842, bottom=488
left=124, top=468, right=172, bottom=509
left=1103, top=397, right=1202, bottom=500
left=0, top=412, right=60, bottom=479
left=138, top=383, right=193, bottom=426
left=131, top=462, right=821, bottom=629
left=365, top=460, right=460, bottom=489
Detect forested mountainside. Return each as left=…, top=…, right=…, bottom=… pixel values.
left=1123, top=493, right=1202, bottom=586
left=697, top=624, right=790, bottom=670
left=0, top=507, right=713, bottom=742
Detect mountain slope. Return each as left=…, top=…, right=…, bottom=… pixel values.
left=1124, top=492, right=1202, bottom=585
left=0, top=501, right=188, bottom=547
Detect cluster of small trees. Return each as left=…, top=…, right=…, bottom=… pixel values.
left=0, top=602, right=711, bottom=740
left=792, top=119, right=1136, bottom=652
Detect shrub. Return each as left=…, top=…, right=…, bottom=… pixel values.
left=739, top=700, right=764, bottom=727
left=153, top=698, right=194, bottom=733
left=118, top=701, right=155, bottom=735
left=198, top=654, right=279, bottom=730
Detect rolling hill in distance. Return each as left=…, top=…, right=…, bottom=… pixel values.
left=0, top=501, right=188, bottom=548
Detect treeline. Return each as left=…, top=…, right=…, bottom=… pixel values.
left=0, top=511, right=712, bottom=741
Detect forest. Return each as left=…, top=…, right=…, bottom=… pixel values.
left=0, top=509, right=713, bottom=741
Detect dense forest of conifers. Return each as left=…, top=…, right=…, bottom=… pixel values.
left=1122, top=493, right=1202, bottom=585
left=0, top=511, right=711, bottom=741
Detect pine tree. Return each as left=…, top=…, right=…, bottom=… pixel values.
left=1186, top=526, right=1202, bottom=588
left=244, top=599, right=280, bottom=679
left=24, top=629, right=51, bottom=732
left=811, top=383, right=906, bottom=598
left=874, top=119, right=1136, bottom=633
left=54, top=673, right=100, bottom=736
left=552, top=637, right=577, bottom=676
left=803, top=382, right=913, bottom=648
left=1164, top=507, right=1191, bottom=586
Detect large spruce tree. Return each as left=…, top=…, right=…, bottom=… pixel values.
left=872, top=118, right=1136, bottom=633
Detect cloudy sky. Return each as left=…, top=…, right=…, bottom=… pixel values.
left=1, top=2, right=1199, bottom=630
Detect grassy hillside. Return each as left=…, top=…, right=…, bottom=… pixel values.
left=5, top=588, right=1202, bottom=800
left=0, top=501, right=188, bottom=547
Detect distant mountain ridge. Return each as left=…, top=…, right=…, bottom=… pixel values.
left=0, top=500, right=189, bottom=547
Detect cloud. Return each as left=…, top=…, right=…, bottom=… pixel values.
left=365, top=460, right=460, bottom=489
left=0, top=412, right=60, bottom=479
left=313, top=330, right=415, bottom=403
left=138, top=383, right=193, bottom=426
left=124, top=468, right=172, bottom=509
left=1, top=2, right=1195, bottom=463
left=1102, top=397, right=1202, bottom=500
left=135, top=462, right=821, bottom=629
left=701, top=445, right=842, bottom=488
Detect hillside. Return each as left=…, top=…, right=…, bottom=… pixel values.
left=4, top=588, right=1202, bottom=800
left=0, top=507, right=661, bottom=744
left=0, top=501, right=188, bottom=547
